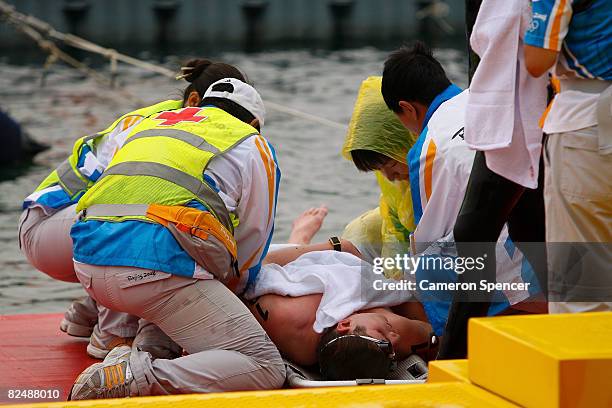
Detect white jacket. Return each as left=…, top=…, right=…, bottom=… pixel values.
left=409, top=90, right=534, bottom=305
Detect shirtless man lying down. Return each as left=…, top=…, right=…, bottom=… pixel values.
left=128, top=207, right=436, bottom=381
left=245, top=207, right=437, bottom=380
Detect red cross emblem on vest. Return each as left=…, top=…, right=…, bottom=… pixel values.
left=154, top=107, right=207, bottom=126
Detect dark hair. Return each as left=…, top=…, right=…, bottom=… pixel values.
left=180, top=59, right=246, bottom=104
left=350, top=150, right=391, bottom=172
left=318, top=326, right=393, bottom=380
left=201, top=96, right=259, bottom=132
left=381, top=41, right=451, bottom=113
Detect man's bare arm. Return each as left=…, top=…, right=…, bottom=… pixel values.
left=263, top=239, right=362, bottom=266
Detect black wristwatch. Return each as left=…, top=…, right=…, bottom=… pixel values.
left=328, top=236, right=342, bottom=251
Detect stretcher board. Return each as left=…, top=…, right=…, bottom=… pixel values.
left=284, top=354, right=428, bottom=388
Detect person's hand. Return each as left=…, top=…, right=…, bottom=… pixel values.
left=340, top=238, right=363, bottom=259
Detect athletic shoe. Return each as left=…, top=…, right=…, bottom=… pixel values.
left=59, top=297, right=98, bottom=337
left=87, top=324, right=134, bottom=359
left=69, top=345, right=137, bottom=400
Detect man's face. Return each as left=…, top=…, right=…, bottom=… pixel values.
left=378, top=159, right=409, bottom=182
left=342, top=313, right=401, bottom=351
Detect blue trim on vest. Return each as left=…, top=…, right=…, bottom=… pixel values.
left=422, top=84, right=462, bottom=130
left=407, top=84, right=463, bottom=225
left=23, top=187, right=79, bottom=211
left=408, top=125, right=427, bottom=225
left=71, top=220, right=197, bottom=277
left=71, top=199, right=211, bottom=278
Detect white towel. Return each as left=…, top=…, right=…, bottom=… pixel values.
left=465, top=0, right=547, bottom=188
left=245, top=250, right=413, bottom=333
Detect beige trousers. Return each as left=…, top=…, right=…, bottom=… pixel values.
left=74, top=262, right=286, bottom=395
left=18, top=205, right=137, bottom=337
left=544, top=126, right=612, bottom=313
left=19, top=205, right=80, bottom=282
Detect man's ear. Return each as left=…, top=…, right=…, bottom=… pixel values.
left=398, top=100, right=416, bottom=119
left=185, top=91, right=201, bottom=107
left=336, top=319, right=351, bottom=334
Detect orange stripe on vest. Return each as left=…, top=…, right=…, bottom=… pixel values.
left=145, top=204, right=237, bottom=259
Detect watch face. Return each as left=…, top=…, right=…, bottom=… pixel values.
left=329, top=237, right=341, bottom=251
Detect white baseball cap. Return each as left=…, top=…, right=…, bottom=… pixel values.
left=203, top=78, right=266, bottom=127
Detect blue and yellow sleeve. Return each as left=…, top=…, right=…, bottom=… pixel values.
left=525, top=0, right=572, bottom=51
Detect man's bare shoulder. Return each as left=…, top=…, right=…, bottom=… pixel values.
left=249, top=293, right=323, bottom=366
left=254, top=293, right=322, bottom=329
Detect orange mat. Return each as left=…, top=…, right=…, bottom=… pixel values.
left=0, top=313, right=96, bottom=404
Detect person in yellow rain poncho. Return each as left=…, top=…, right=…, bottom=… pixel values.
left=341, top=76, right=417, bottom=278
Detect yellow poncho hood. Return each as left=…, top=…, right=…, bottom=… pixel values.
left=342, top=76, right=417, bottom=164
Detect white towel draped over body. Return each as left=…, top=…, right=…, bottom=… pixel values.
left=245, top=248, right=413, bottom=333
left=465, top=0, right=547, bottom=188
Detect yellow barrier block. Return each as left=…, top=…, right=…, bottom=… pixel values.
left=5, top=383, right=519, bottom=408
left=428, top=359, right=469, bottom=383
left=469, top=311, right=612, bottom=408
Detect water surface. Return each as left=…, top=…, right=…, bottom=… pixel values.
left=0, top=47, right=467, bottom=314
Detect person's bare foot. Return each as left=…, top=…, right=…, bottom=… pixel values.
left=288, top=206, right=328, bottom=245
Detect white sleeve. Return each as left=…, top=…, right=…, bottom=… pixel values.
left=233, top=135, right=280, bottom=285
left=76, top=115, right=144, bottom=182
left=92, top=116, right=144, bottom=169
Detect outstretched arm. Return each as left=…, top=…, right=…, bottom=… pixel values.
left=264, top=239, right=362, bottom=266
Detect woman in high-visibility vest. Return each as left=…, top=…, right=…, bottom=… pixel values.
left=66, top=74, right=285, bottom=399
left=19, top=59, right=246, bottom=356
